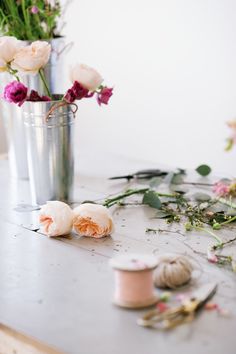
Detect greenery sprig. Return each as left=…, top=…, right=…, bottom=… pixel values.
left=100, top=164, right=236, bottom=272
left=0, top=0, right=62, bottom=40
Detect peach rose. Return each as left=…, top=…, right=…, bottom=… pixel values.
left=73, top=203, right=114, bottom=238
left=0, top=36, right=24, bottom=72
left=12, top=41, right=51, bottom=75
left=70, top=63, right=103, bottom=91
left=39, top=201, right=73, bottom=237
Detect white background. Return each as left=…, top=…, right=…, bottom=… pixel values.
left=1, top=0, right=236, bottom=176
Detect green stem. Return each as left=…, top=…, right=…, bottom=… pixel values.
left=103, top=188, right=178, bottom=208
left=39, top=69, right=51, bottom=98
left=213, top=236, right=236, bottom=250
left=195, top=226, right=223, bottom=245
left=103, top=188, right=148, bottom=207
left=219, top=215, right=236, bottom=227
left=21, top=0, right=32, bottom=39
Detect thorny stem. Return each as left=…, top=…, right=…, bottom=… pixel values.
left=146, top=228, right=185, bottom=237
left=103, top=188, right=149, bottom=207
left=182, top=182, right=214, bottom=187
left=212, top=236, right=236, bottom=250
left=103, top=188, right=178, bottom=208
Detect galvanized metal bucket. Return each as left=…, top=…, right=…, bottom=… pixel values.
left=23, top=100, right=75, bottom=205
left=1, top=38, right=69, bottom=179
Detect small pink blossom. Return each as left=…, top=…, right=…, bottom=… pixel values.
left=97, top=87, right=113, bottom=106
left=213, top=181, right=230, bottom=197
left=207, top=249, right=218, bottom=263
left=3, top=81, right=28, bottom=106
left=31, top=6, right=39, bottom=14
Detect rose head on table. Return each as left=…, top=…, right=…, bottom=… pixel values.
left=0, top=36, right=113, bottom=111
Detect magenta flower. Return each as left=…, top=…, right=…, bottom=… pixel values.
left=96, top=87, right=113, bottom=106
left=213, top=181, right=230, bottom=197
left=3, top=81, right=28, bottom=106
left=28, top=90, right=51, bottom=102
left=31, top=6, right=39, bottom=14
left=64, top=81, right=89, bottom=103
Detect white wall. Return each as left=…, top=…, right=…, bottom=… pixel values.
left=63, top=0, right=236, bottom=175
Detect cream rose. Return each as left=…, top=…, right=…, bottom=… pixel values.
left=0, top=36, right=24, bottom=72
left=73, top=203, right=114, bottom=238
left=12, top=41, right=51, bottom=75
left=70, top=63, right=103, bottom=91
left=39, top=201, right=73, bottom=237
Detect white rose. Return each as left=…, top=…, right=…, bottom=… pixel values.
left=39, top=201, right=73, bottom=237
left=73, top=203, right=114, bottom=238
left=0, top=36, right=24, bottom=72
left=70, top=63, right=103, bottom=91
left=12, top=41, right=51, bottom=75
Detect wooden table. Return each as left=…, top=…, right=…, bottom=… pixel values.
left=0, top=157, right=235, bottom=354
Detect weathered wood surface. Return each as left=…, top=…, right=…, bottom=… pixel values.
left=0, top=157, right=235, bottom=354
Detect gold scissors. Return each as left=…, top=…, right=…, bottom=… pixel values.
left=137, top=282, right=217, bottom=329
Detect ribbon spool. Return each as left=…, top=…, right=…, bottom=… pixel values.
left=110, top=254, right=158, bottom=309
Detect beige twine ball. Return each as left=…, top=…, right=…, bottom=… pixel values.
left=154, top=254, right=193, bottom=289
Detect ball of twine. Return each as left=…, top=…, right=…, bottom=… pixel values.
left=154, top=254, right=194, bottom=289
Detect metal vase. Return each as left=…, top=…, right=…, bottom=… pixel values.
left=23, top=100, right=75, bottom=205
left=1, top=37, right=68, bottom=179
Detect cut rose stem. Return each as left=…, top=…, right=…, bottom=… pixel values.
left=39, top=69, right=52, bottom=98
left=103, top=188, right=177, bottom=208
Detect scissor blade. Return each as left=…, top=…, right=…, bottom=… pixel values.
left=190, top=282, right=217, bottom=305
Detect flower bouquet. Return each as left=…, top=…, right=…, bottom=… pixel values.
left=1, top=36, right=113, bottom=204
left=0, top=1, right=70, bottom=179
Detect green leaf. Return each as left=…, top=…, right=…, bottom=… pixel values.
left=193, top=192, right=211, bottom=202
left=195, top=164, right=212, bottom=176
left=149, top=177, right=163, bottom=188
left=142, top=191, right=162, bottom=209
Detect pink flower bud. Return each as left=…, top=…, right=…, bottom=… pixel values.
left=212, top=181, right=230, bottom=197
left=96, top=87, right=113, bottom=106
left=207, top=249, right=218, bottom=263
left=31, top=6, right=39, bottom=14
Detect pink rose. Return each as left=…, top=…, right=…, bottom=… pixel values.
left=3, top=81, right=28, bottom=106
left=70, top=63, right=103, bottom=91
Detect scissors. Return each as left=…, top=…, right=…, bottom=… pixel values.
left=109, top=169, right=169, bottom=181
left=137, top=282, right=217, bottom=329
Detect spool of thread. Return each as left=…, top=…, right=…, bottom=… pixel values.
left=110, top=254, right=158, bottom=309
